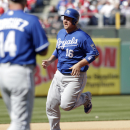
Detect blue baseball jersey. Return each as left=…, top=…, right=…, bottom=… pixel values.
left=53, top=28, right=99, bottom=73
left=0, top=10, right=49, bottom=65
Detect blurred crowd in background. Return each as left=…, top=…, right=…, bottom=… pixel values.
left=0, top=0, right=130, bottom=34
left=0, top=0, right=44, bottom=14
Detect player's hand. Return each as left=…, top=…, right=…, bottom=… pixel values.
left=42, top=60, right=51, bottom=69
left=69, top=64, right=81, bottom=77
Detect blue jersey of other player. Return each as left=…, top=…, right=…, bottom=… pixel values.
left=0, top=10, right=49, bottom=65
left=53, top=28, right=99, bottom=73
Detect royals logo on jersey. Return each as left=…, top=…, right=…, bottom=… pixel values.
left=56, top=37, right=78, bottom=50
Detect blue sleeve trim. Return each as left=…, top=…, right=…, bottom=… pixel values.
left=35, top=42, right=49, bottom=52
left=85, top=55, right=95, bottom=64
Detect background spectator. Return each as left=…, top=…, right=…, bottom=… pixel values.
left=56, top=0, right=68, bottom=15
left=78, top=6, right=91, bottom=27
left=77, top=0, right=91, bottom=27
left=49, top=5, right=58, bottom=13
left=48, top=5, right=58, bottom=20
left=36, top=0, right=44, bottom=7
left=0, top=0, right=125, bottom=31
left=99, top=0, right=115, bottom=25
left=109, top=2, right=126, bottom=25
left=89, top=0, right=99, bottom=25
left=0, top=0, right=8, bottom=13
left=120, top=0, right=130, bottom=16
left=97, top=0, right=106, bottom=12
left=66, top=0, right=75, bottom=9
left=0, top=6, right=4, bottom=16
left=25, top=0, right=37, bottom=13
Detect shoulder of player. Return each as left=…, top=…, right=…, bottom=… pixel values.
left=0, top=11, right=39, bottom=23
left=76, top=28, right=91, bottom=39
left=23, top=13, right=39, bottom=22
left=57, top=28, right=66, bottom=35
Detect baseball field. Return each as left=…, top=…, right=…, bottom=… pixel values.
left=0, top=95, right=130, bottom=130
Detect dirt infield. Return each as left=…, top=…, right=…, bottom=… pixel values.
left=0, top=120, right=130, bottom=130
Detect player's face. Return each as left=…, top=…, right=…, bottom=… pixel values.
left=63, top=16, right=76, bottom=33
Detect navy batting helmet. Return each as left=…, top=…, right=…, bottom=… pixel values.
left=61, top=8, right=80, bottom=25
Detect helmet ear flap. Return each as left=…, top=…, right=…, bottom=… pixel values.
left=72, top=19, right=76, bottom=25
left=72, top=17, right=79, bottom=25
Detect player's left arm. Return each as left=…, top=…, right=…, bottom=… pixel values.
left=69, top=55, right=99, bottom=76
left=70, top=36, right=99, bottom=76
left=84, top=36, right=99, bottom=64
left=75, top=55, right=99, bottom=68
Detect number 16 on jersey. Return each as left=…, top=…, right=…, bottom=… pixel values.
left=66, top=48, right=74, bottom=58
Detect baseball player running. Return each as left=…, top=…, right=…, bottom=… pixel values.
left=0, top=0, right=49, bottom=130
left=42, top=8, right=99, bottom=130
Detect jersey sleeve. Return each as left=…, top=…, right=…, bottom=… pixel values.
left=31, top=17, right=49, bottom=53
left=52, top=33, right=60, bottom=58
left=52, top=49, right=58, bottom=58
left=81, top=36, right=99, bottom=63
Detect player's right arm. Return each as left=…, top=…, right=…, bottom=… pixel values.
left=42, top=55, right=57, bottom=69
left=42, top=49, right=58, bottom=69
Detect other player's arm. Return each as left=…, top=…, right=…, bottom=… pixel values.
left=39, top=48, right=48, bottom=56
left=32, top=16, right=49, bottom=57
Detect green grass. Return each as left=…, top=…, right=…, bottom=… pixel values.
left=0, top=95, right=130, bottom=124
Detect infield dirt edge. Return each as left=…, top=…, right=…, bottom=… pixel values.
left=0, top=120, right=130, bottom=130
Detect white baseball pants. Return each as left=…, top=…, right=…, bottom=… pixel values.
left=0, top=63, right=35, bottom=130
left=46, top=70, right=87, bottom=130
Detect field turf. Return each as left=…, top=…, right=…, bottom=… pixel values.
left=0, top=95, right=130, bottom=124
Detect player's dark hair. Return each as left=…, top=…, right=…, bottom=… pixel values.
left=10, top=0, right=27, bottom=7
